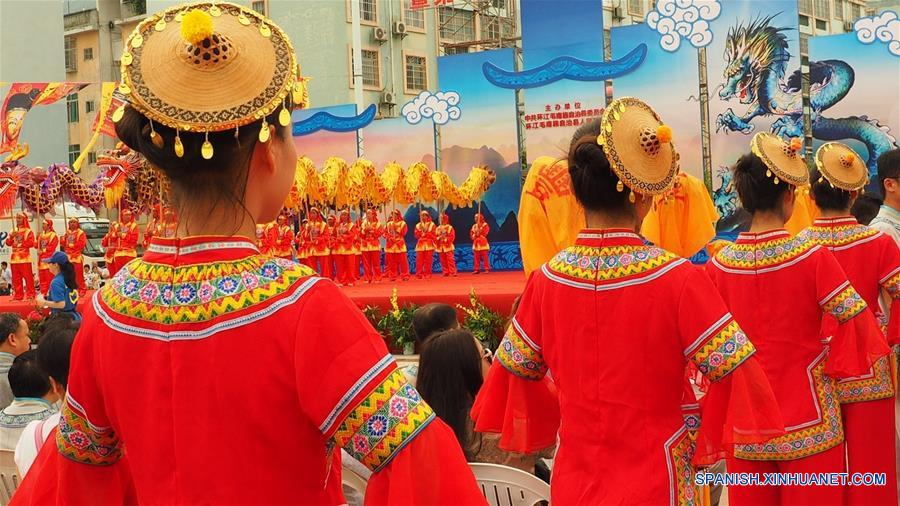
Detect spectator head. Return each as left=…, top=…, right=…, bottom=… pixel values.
left=1, top=261, right=7, bottom=270
left=851, top=192, right=883, bottom=225
left=412, top=303, right=459, bottom=344
left=8, top=350, right=52, bottom=401
left=37, top=318, right=78, bottom=397
left=416, top=329, right=487, bottom=456
left=877, top=148, right=900, bottom=205
left=84, top=264, right=92, bottom=273
left=0, top=313, right=29, bottom=356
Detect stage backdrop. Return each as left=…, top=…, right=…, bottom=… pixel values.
left=438, top=48, right=522, bottom=271
left=808, top=29, right=900, bottom=185
left=292, top=104, right=359, bottom=166
left=520, top=0, right=606, bottom=164
left=706, top=0, right=801, bottom=233
left=610, top=23, right=702, bottom=181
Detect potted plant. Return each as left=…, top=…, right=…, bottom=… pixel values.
left=457, top=288, right=504, bottom=351
left=376, top=289, right=418, bottom=355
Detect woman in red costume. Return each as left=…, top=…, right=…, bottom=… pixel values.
left=360, top=207, right=383, bottom=283
left=12, top=4, right=483, bottom=505
left=112, top=208, right=138, bottom=275
left=436, top=212, right=457, bottom=276
left=142, top=205, right=162, bottom=250
left=414, top=210, right=437, bottom=279
left=470, top=213, right=490, bottom=274
left=384, top=209, right=410, bottom=281
left=270, top=213, right=294, bottom=260
left=37, top=217, right=59, bottom=294
left=333, top=210, right=358, bottom=286
left=62, top=218, right=87, bottom=296
left=6, top=212, right=35, bottom=300
left=707, top=133, right=890, bottom=506
left=471, top=99, right=784, bottom=505
left=796, top=142, right=900, bottom=506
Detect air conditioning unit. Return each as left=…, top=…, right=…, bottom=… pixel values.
left=373, top=26, right=388, bottom=43
left=381, top=92, right=396, bottom=105
left=612, top=6, right=624, bottom=20
left=392, top=21, right=407, bottom=36
left=843, top=20, right=854, bottom=31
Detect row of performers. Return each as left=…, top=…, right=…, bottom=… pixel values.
left=3, top=207, right=177, bottom=301
left=256, top=208, right=491, bottom=286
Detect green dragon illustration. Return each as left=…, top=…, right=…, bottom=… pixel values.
left=716, top=15, right=897, bottom=177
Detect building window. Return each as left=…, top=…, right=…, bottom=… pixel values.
left=814, top=0, right=829, bottom=19
left=251, top=1, right=267, bottom=16
left=439, top=7, right=475, bottom=42
left=83, top=47, right=93, bottom=61
left=799, top=0, right=812, bottom=15
left=88, top=152, right=97, bottom=165
left=64, top=36, right=77, bottom=72
left=815, top=18, right=827, bottom=31
left=360, top=0, right=377, bottom=23
left=66, top=94, right=79, bottom=123
left=481, top=15, right=500, bottom=40
left=628, top=0, right=644, bottom=17
left=403, top=0, right=425, bottom=30
left=489, top=0, right=507, bottom=9
left=444, top=46, right=468, bottom=55
left=405, top=55, right=427, bottom=92
left=85, top=100, right=96, bottom=114
left=833, top=0, right=844, bottom=19
left=68, top=144, right=80, bottom=166
left=799, top=14, right=810, bottom=27
left=850, top=2, right=861, bottom=20
left=352, top=48, right=381, bottom=88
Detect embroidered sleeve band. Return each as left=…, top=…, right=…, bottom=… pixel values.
left=688, top=319, right=755, bottom=382
left=881, top=268, right=900, bottom=300
left=821, top=283, right=868, bottom=323
left=496, top=322, right=547, bottom=380
left=332, top=368, right=435, bottom=473
left=56, top=400, right=123, bottom=466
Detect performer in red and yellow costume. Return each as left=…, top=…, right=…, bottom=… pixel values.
left=101, top=222, right=117, bottom=273
left=295, top=218, right=310, bottom=267
left=436, top=212, right=457, bottom=277
left=333, top=210, right=358, bottom=286
left=143, top=206, right=162, bottom=249
left=111, top=208, right=138, bottom=276
left=384, top=209, right=409, bottom=281
left=37, top=217, right=59, bottom=294
left=254, top=223, right=271, bottom=255
left=472, top=98, right=783, bottom=505
left=304, top=208, right=330, bottom=277
left=160, top=207, right=178, bottom=239
left=12, top=4, right=482, bottom=505
left=470, top=212, right=490, bottom=274
left=797, top=142, right=900, bottom=506
left=414, top=211, right=436, bottom=279
left=360, top=207, right=383, bottom=283
left=707, top=133, right=889, bottom=506
left=62, top=218, right=88, bottom=296
left=326, top=214, right=338, bottom=280
left=6, top=212, right=35, bottom=300
left=269, top=214, right=294, bottom=260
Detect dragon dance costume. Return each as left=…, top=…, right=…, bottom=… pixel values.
left=6, top=213, right=35, bottom=300
left=414, top=211, right=436, bottom=279
left=37, top=218, right=59, bottom=295
left=471, top=98, right=783, bottom=505
left=707, top=134, right=890, bottom=506
left=436, top=213, right=457, bottom=277
left=11, top=3, right=483, bottom=505
left=333, top=210, right=358, bottom=286
left=62, top=218, right=87, bottom=296
left=360, top=209, right=383, bottom=283
left=470, top=213, right=490, bottom=274
left=112, top=209, right=138, bottom=276
left=384, top=210, right=409, bottom=281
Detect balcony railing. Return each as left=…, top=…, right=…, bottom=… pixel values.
left=63, top=9, right=98, bottom=31
left=121, top=0, right=147, bottom=19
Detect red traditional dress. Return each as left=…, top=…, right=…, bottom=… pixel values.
left=113, top=217, right=139, bottom=276
left=799, top=216, right=900, bottom=505
left=62, top=223, right=87, bottom=295
left=305, top=218, right=331, bottom=278
left=101, top=224, right=117, bottom=275
left=6, top=219, right=35, bottom=300
left=333, top=215, right=358, bottom=286
left=707, top=229, right=890, bottom=506
left=436, top=218, right=457, bottom=277
left=360, top=215, right=383, bottom=283
left=471, top=229, right=782, bottom=505
left=414, top=216, right=436, bottom=279
left=385, top=214, right=409, bottom=281
left=270, top=221, right=295, bottom=260
left=13, top=235, right=484, bottom=505
left=142, top=215, right=160, bottom=250
left=295, top=223, right=311, bottom=267
left=470, top=218, right=490, bottom=273
left=37, top=223, right=59, bottom=295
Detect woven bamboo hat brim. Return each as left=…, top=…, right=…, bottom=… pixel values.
left=815, top=142, right=868, bottom=191
left=750, top=132, right=809, bottom=187
left=597, top=97, right=679, bottom=196
left=119, top=1, right=298, bottom=133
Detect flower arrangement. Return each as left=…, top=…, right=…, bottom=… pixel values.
left=457, top=288, right=504, bottom=351
left=25, top=310, right=50, bottom=345
left=376, top=288, right=419, bottom=354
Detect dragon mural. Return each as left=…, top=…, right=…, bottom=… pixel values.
left=716, top=15, right=898, bottom=177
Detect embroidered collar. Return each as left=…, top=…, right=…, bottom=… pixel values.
left=546, top=228, right=682, bottom=288
left=715, top=228, right=818, bottom=273
left=801, top=216, right=879, bottom=250
left=879, top=205, right=900, bottom=222
left=144, top=235, right=260, bottom=264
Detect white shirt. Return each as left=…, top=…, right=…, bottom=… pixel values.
left=870, top=205, right=900, bottom=245
left=1, top=268, right=11, bottom=285
left=15, top=413, right=59, bottom=477
left=0, top=398, right=54, bottom=451
left=0, top=352, right=15, bottom=411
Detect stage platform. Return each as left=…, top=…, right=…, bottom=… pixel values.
left=0, top=271, right=526, bottom=321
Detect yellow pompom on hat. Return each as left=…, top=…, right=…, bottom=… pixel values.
left=114, top=1, right=309, bottom=159
left=815, top=142, right=868, bottom=191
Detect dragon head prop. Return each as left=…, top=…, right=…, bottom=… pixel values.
left=721, top=15, right=790, bottom=105
left=99, top=145, right=144, bottom=209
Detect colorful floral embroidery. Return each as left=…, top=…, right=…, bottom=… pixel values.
left=714, top=235, right=816, bottom=271
left=689, top=320, right=755, bottom=382
left=333, top=368, right=435, bottom=472
left=838, top=355, right=896, bottom=403
left=101, top=257, right=315, bottom=324
left=883, top=270, right=900, bottom=300
left=496, top=323, right=546, bottom=380
left=56, top=401, right=123, bottom=466
left=800, top=223, right=879, bottom=249
left=548, top=244, right=679, bottom=283
left=821, top=284, right=867, bottom=323
left=665, top=428, right=699, bottom=506
left=735, top=360, right=843, bottom=460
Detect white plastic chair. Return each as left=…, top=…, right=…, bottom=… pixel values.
left=469, top=462, right=550, bottom=506
left=341, top=465, right=367, bottom=506
left=0, top=450, right=19, bottom=506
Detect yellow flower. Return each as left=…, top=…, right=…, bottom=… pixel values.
left=180, top=9, right=214, bottom=45
left=390, top=288, right=400, bottom=317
